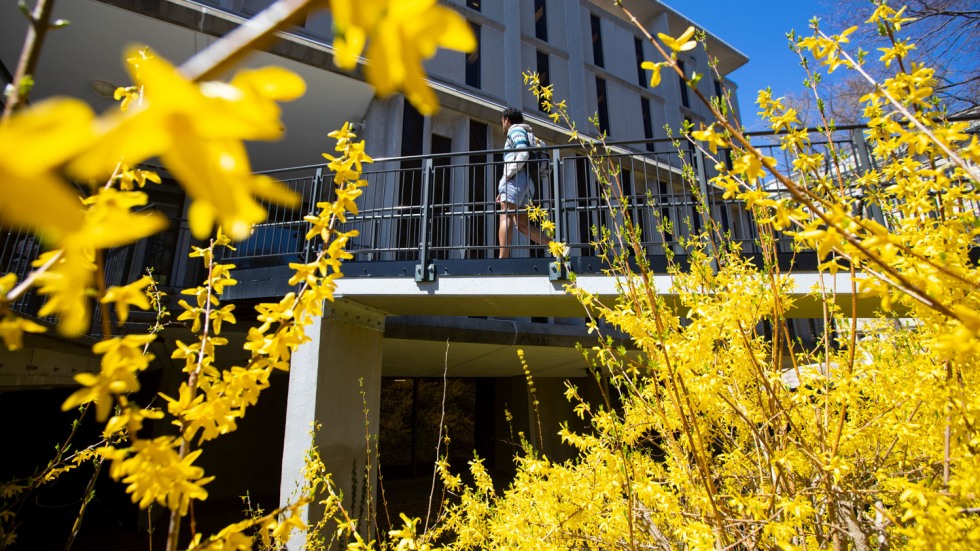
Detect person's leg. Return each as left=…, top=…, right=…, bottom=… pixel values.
left=515, top=214, right=552, bottom=245
left=497, top=196, right=517, bottom=258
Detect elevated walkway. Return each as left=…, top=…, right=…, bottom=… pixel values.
left=227, top=260, right=882, bottom=319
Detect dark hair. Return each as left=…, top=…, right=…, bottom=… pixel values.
left=502, top=107, right=524, bottom=124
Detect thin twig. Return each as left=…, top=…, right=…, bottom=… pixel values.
left=2, top=0, right=57, bottom=122
left=179, top=0, right=320, bottom=82
left=63, top=454, right=104, bottom=551
left=167, top=238, right=218, bottom=551
left=5, top=249, right=62, bottom=303
left=425, top=339, right=451, bottom=532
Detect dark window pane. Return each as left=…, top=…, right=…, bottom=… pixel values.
left=596, top=77, right=609, bottom=135
left=590, top=14, right=604, bottom=67
left=622, top=169, right=633, bottom=197
left=534, top=0, right=548, bottom=41
left=678, top=60, right=690, bottom=108
left=714, top=78, right=725, bottom=102
left=398, top=101, right=425, bottom=260
left=537, top=50, right=551, bottom=112
left=466, top=0, right=480, bottom=11
left=466, top=23, right=481, bottom=88
left=379, top=378, right=478, bottom=476
left=469, top=121, right=489, bottom=259
left=575, top=157, right=595, bottom=255
left=634, top=37, right=646, bottom=87
left=431, top=134, right=453, bottom=260
left=641, top=97, right=655, bottom=152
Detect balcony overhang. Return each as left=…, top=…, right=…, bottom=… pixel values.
left=609, top=0, right=749, bottom=76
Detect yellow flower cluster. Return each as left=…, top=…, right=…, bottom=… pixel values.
left=48, top=123, right=370, bottom=547
left=100, top=437, right=213, bottom=516
left=62, top=334, right=157, bottom=422
left=0, top=47, right=303, bottom=336
left=0, top=1, right=477, bottom=547
left=421, top=3, right=980, bottom=549
left=71, top=48, right=304, bottom=241
left=0, top=273, right=45, bottom=349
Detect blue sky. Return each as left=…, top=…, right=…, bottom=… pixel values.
left=673, top=2, right=832, bottom=130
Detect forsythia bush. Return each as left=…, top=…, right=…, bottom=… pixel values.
left=415, top=2, right=980, bottom=550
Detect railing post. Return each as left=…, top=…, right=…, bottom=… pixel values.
left=547, top=149, right=569, bottom=281
left=549, top=149, right=562, bottom=244
left=694, top=148, right=720, bottom=272
left=851, top=127, right=886, bottom=227
left=415, top=158, right=436, bottom=282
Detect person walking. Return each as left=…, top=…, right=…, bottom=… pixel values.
left=497, top=107, right=551, bottom=259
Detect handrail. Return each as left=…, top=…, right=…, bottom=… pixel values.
left=4, top=124, right=978, bottom=328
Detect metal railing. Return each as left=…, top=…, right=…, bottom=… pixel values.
left=222, top=135, right=837, bottom=279
left=3, top=122, right=977, bottom=326
left=219, top=122, right=978, bottom=280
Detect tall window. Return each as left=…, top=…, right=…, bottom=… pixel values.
left=466, top=0, right=480, bottom=11
left=537, top=50, right=551, bottom=112
left=575, top=158, right=596, bottom=256
left=398, top=102, right=425, bottom=260
left=430, top=134, right=453, bottom=260
left=678, top=60, right=690, bottom=108
left=595, top=77, right=609, bottom=135
left=469, top=121, right=489, bottom=258
left=534, top=0, right=548, bottom=42
left=634, top=37, right=646, bottom=87
left=466, top=23, right=481, bottom=88
left=714, top=78, right=725, bottom=101
left=641, top=97, right=655, bottom=152
left=590, top=14, right=604, bottom=67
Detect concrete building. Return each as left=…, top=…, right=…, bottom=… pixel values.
left=0, top=0, right=845, bottom=546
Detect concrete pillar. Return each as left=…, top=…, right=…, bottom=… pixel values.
left=279, top=299, right=386, bottom=549
left=502, top=0, right=524, bottom=108
left=563, top=1, right=590, bottom=128
left=650, top=11, right=684, bottom=133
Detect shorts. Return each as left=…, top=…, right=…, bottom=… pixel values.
left=497, top=171, right=532, bottom=208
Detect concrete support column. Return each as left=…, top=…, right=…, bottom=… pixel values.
left=502, top=0, right=523, bottom=108
left=279, top=299, right=386, bottom=548
left=563, top=1, right=590, bottom=127
left=650, top=11, right=684, bottom=132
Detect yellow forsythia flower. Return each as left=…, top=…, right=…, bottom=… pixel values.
left=691, top=124, right=728, bottom=154
left=101, top=275, right=154, bottom=324
left=69, top=48, right=303, bottom=240
left=640, top=61, right=665, bottom=87
left=0, top=99, right=94, bottom=245
left=62, top=334, right=156, bottom=421
left=0, top=315, right=47, bottom=351
left=658, top=26, right=697, bottom=53
left=330, top=0, right=476, bottom=115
